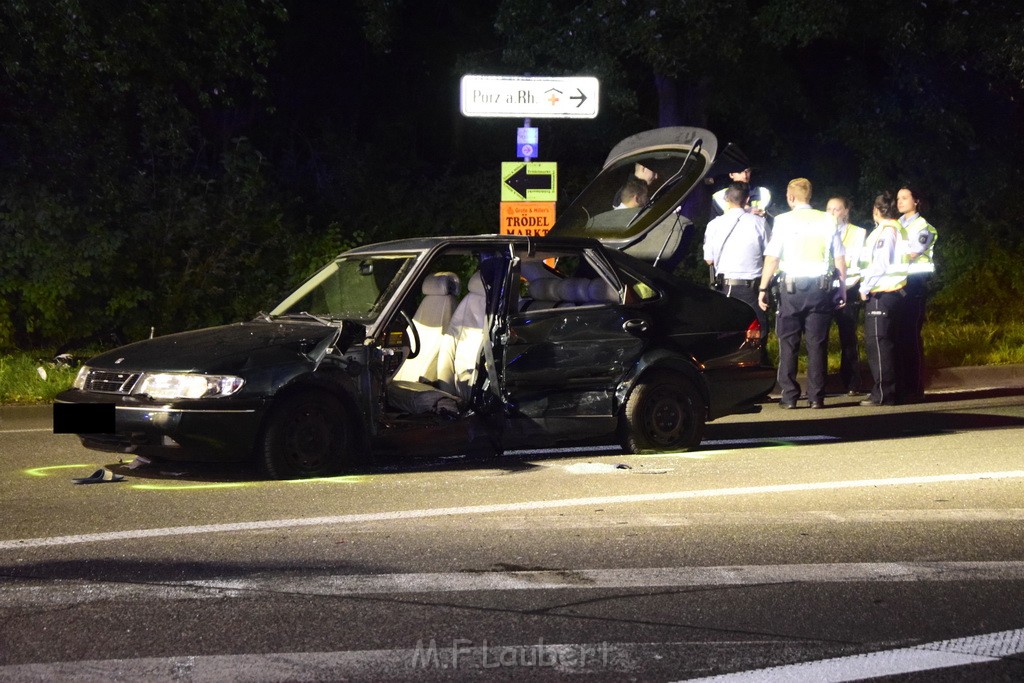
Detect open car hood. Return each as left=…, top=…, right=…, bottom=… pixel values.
left=546, top=127, right=718, bottom=250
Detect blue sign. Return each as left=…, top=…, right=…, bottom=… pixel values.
left=517, top=126, right=539, bottom=160
left=517, top=142, right=538, bottom=159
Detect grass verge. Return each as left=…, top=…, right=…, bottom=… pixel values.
left=0, top=353, right=81, bottom=405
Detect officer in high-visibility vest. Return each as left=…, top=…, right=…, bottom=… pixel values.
left=859, top=191, right=910, bottom=406
left=896, top=184, right=937, bottom=402
left=826, top=196, right=868, bottom=395
left=758, top=178, right=846, bottom=409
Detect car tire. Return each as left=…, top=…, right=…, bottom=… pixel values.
left=620, top=373, right=705, bottom=453
left=260, top=391, right=349, bottom=479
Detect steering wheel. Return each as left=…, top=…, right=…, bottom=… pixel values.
left=398, top=309, right=420, bottom=359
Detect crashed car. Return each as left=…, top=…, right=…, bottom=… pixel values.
left=55, top=127, right=775, bottom=478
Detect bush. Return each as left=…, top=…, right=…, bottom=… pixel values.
left=0, top=140, right=295, bottom=349
left=929, top=234, right=1024, bottom=325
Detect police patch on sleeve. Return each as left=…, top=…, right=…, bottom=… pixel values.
left=919, top=234, right=929, bottom=244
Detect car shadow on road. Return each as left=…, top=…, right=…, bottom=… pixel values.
left=705, top=387, right=1024, bottom=448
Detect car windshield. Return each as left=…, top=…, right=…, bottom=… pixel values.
left=270, top=253, right=419, bottom=322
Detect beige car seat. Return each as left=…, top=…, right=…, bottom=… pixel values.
left=391, top=272, right=460, bottom=383
left=388, top=272, right=487, bottom=414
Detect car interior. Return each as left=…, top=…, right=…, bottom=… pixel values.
left=387, top=271, right=487, bottom=416
left=390, top=272, right=460, bottom=385
left=384, top=245, right=637, bottom=418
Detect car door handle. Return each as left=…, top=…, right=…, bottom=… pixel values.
left=623, top=319, right=649, bottom=335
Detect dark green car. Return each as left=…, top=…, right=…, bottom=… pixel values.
left=55, top=127, right=775, bottom=478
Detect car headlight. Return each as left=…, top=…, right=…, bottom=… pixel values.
left=73, top=366, right=90, bottom=390
left=133, top=373, right=245, bottom=400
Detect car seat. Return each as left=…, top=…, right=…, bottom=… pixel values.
left=388, top=272, right=487, bottom=414
left=520, top=277, right=562, bottom=311
left=391, top=272, right=460, bottom=383
left=435, top=271, right=487, bottom=403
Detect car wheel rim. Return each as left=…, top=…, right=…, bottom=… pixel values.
left=283, top=404, right=335, bottom=471
left=644, top=389, right=686, bottom=446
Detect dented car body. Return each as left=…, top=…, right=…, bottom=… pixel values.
left=55, top=127, right=775, bottom=478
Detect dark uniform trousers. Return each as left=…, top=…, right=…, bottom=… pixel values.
left=896, top=274, right=928, bottom=400
left=833, top=282, right=862, bottom=393
left=776, top=281, right=832, bottom=404
left=864, top=290, right=905, bottom=405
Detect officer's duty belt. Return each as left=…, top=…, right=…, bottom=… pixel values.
left=721, top=278, right=757, bottom=288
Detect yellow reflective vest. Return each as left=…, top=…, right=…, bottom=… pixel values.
left=901, top=214, right=938, bottom=275
left=836, top=222, right=867, bottom=288
left=767, top=207, right=842, bottom=278
left=860, top=220, right=909, bottom=293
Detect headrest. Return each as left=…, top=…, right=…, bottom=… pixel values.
left=421, top=272, right=460, bottom=296
left=467, top=271, right=485, bottom=295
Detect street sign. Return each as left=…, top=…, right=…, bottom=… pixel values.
left=517, top=126, right=539, bottom=160
left=500, top=202, right=556, bottom=236
left=461, top=75, right=599, bottom=119
left=501, top=162, right=557, bottom=202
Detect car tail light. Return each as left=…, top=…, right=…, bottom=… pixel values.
left=745, top=319, right=762, bottom=346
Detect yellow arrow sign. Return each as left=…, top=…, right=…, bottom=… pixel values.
left=501, top=162, right=557, bottom=202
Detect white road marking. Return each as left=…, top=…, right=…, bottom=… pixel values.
left=686, top=627, right=1024, bottom=682
left=2, top=561, right=1024, bottom=608
left=2, top=470, right=1023, bottom=551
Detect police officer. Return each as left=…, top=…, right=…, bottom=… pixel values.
left=704, top=182, right=768, bottom=340
left=712, top=167, right=772, bottom=217
left=826, top=196, right=867, bottom=395
left=758, top=178, right=846, bottom=409
left=859, top=191, right=909, bottom=406
left=896, top=184, right=937, bottom=402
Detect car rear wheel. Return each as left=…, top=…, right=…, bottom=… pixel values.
left=260, top=391, right=349, bottom=479
left=620, top=373, right=705, bottom=453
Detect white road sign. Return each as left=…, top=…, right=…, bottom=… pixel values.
left=460, top=75, right=599, bottom=119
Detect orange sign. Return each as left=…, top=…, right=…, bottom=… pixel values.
left=499, top=202, right=556, bottom=236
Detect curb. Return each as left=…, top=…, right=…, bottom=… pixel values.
left=768, top=363, right=1024, bottom=400
left=926, top=364, right=1024, bottom=392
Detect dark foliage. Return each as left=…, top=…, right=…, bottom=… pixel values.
left=1, top=0, right=1022, bottom=349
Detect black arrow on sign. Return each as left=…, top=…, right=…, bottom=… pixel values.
left=570, top=88, right=588, bottom=108
left=505, top=165, right=553, bottom=199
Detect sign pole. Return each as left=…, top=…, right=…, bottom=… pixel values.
left=522, top=118, right=531, bottom=163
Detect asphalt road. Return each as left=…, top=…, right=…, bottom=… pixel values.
left=1, top=388, right=1023, bottom=682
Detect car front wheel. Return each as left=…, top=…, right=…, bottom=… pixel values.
left=620, top=373, right=705, bottom=453
left=260, top=391, right=349, bottom=479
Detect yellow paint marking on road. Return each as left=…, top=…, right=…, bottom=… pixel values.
left=23, top=464, right=96, bottom=477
